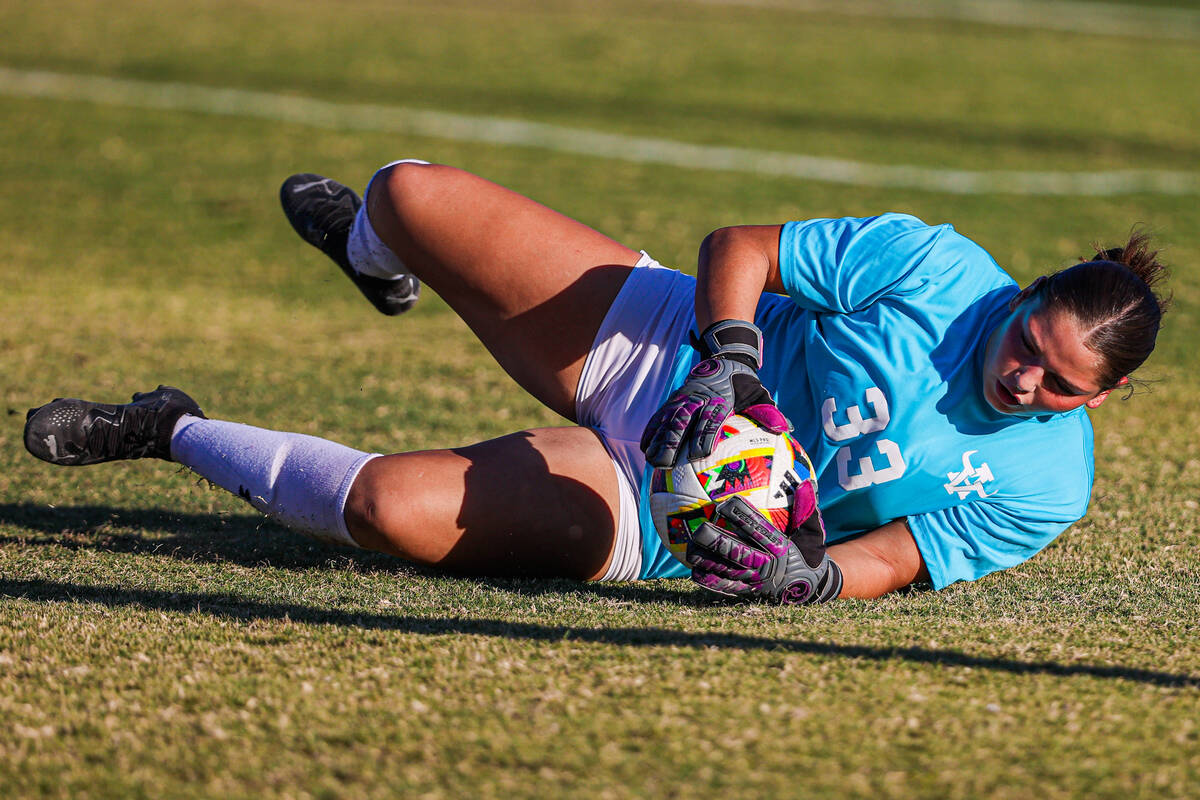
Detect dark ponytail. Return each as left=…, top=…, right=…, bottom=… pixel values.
left=1035, top=229, right=1171, bottom=390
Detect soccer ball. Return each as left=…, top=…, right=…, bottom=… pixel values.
left=649, top=414, right=813, bottom=565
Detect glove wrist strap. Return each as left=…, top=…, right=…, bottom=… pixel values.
left=814, top=558, right=844, bottom=603
left=696, top=319, right=763, bottom=369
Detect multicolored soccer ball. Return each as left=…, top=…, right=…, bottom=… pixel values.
left=649, top=414, right=813, bottom=565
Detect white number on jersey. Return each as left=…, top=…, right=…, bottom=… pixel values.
left=824, top=387, right=907, bottom=491
left=835, top=439, right=907, bottom=491
left=821, top=387, right=890, bottom=442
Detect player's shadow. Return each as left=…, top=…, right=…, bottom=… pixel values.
left=0, top=501, right=407, bottom=572
left=1, top=576, right=1195, bottom=689
left=0, top=500, right=705, bottom=605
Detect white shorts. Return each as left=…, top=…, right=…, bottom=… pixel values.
left=575, top=253, right=698, bottom=581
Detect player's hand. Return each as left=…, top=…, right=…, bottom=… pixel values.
left=686, top=486, right=842, bottom=605
left=640, top=319, right=790, bottom=468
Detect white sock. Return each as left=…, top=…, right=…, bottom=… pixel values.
left=346, top=158, right=429, bottom=280
left=170, top=415, right=378, bottom=548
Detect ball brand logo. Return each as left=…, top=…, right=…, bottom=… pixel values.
left=944, top=450, right=996, bottom=499
left=772, top=469, right=801, bottom=503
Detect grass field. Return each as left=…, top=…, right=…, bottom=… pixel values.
left=2, top=1, right=1198, bottom=797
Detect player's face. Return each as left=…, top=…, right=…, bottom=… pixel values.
left=982, top=293, right=1114, bottom=416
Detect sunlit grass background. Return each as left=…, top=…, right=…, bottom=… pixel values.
left=1, top=1, right=1197, bottom=797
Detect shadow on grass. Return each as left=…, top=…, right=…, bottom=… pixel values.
left=1, top=577, right=1196, bottom=689
left=0, top=501, right=411, bottom=571
left=0, top=502, right=708, bottom=604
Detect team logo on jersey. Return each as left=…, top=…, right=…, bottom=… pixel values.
left=944, top=450, right=995, bottom=499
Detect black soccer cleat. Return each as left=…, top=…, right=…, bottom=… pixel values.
left=279, top=173, right=420, bottom=316
left=24, top=386, right=206, bottom=466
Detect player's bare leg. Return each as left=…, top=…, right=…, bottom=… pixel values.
left=285, top=161, right=642, bottom=420
left=345, top=426, right=620, bottom=579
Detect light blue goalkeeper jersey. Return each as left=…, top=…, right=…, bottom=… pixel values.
left=641, top=213, right=1094, bottom=589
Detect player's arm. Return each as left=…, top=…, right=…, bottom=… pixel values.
left=640, top=225, right=790, bottom=468
left=827, top=518, right=930, bottom=599
left=694, top=225, right=786, bottom=329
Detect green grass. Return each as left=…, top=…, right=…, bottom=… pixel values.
left=1, top=1, right=1198, bottom=797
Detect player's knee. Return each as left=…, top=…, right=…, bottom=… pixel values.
left=369, top=160, right=444, bottom=227
left=342, top=462, right=402, bottom=552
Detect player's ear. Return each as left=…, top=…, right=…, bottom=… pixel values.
left=1084, top=376, right=1127, bottom=409
left=1008, top=276, right=1046, bottom=311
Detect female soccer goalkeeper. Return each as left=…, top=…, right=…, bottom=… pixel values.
left=24, top=160, right=1170, bottom=603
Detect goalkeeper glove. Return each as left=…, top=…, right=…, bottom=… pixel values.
left=687, top=485, right=842, bottom=605
left=640, top=319, right=790, bottom=468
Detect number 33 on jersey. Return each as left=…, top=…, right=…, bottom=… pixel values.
left=821, top=387, right=906, bottom=491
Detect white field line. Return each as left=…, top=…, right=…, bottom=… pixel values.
left=687, top=0, right=1200, bottom=41
left=3, top=67, right=1198, bottom=197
